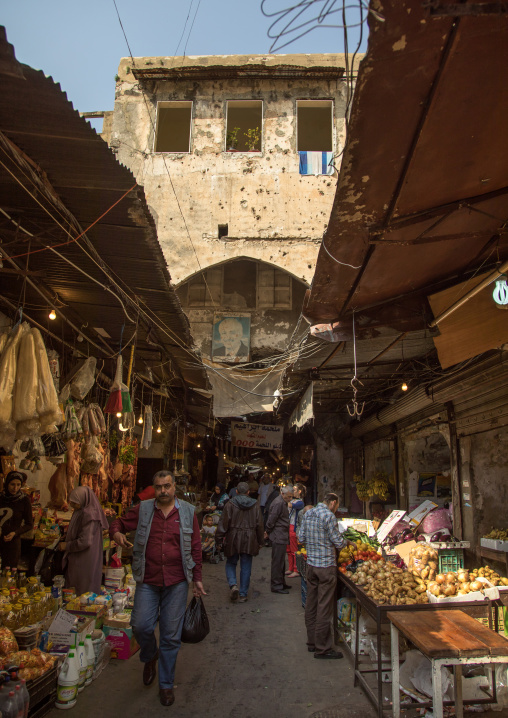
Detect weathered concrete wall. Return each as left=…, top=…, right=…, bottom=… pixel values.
left=462, top=426, right=508, bottom=554
left=109, top=54, right=352, bottom=286
left=315, top=435, right=343, bottom=503
left=400, top=424, right=451, bottom=510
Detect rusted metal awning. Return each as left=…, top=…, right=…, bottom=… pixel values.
left=303, top=0, right=508, bottom=329
left=0, top=27, right=209, bottom=423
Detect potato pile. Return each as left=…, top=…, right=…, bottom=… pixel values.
left=407, top=544, right=439, bottom=581
left=470, top=566, right=508, bottom=587
left=351, top=559, right=429, bottom=605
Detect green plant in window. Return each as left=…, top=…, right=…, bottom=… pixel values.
left=226, top=126, right=240, bottom=150
left=244, top=126, right=261, bottom=151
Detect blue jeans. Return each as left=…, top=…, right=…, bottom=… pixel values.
left=130, top=581, right=189, bottom=689
left=225, top=553, right=253, bottom=597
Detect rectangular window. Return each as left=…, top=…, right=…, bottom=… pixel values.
left=187, top=268, right=222, bottom=307
left=257, top=267, right=292, bottom=309
left=297, top=100, right=333, bottom=152
left=154, top=101, right=192, bottom=153
left=226, top=100, right=262, bottom=152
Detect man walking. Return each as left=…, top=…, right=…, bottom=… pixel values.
left=265, top=484, right=293, bottom=594
left=215, top=482, right=264, bottom=603
left=298, top=492, right=345, bottom=659
left=110, top=470, right=205, bottom=706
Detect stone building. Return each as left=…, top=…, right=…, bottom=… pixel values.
left=105, top=53, right=355, bottom=363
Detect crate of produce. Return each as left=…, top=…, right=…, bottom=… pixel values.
left=301, top=576, right=307, bottom=608
left=438, top=548, right=465, bottom=574
left=27, top=665, right=57, bottom=718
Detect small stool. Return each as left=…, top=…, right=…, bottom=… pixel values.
left=388, top=609, right=508, bottom=718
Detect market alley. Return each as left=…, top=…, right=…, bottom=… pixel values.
left=47, top=548, right=374, bottom=718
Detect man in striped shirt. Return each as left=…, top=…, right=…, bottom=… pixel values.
left=298, top=492, right=345, bottom=659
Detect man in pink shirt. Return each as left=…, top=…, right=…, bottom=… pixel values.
left=110, top=470, right=205, bottom=706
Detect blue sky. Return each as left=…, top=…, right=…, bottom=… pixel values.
left=2, top=0, right=368, bottom=115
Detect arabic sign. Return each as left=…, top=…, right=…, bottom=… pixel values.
left=289, top=382, right=313, bottom=429
left=231, top=422, right=283, bottom=451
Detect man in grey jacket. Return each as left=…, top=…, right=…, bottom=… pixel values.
left=111, top=470, right=205, bottom=707
left=265, top=484, right=294, bottom=594
left=216, top=482, right=264, bottom=603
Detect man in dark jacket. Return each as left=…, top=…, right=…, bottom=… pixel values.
left=265, top=484, right=294, bottom=594
left=215, top=482, right=264, bottom=603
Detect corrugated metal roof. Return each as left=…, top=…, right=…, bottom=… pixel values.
left=0, top=27, right=209, bottom=421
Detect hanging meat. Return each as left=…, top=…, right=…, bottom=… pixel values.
left=48, top=463, right=68, bottom=510
left=65, top=439, right=81, bottom=499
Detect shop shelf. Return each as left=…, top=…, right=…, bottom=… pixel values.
left=438, top=548, right=465, bottom=573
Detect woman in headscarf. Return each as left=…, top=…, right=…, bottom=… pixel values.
left=0, top=471, right=34, bottom=570
left=204, top=483, right=229, bottom=513
left=61, top=486, right=108, bottom=595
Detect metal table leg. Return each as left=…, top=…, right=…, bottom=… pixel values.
left=391, top=623, right=400, bottom=718
left=431, top=659, right=444, bottom=718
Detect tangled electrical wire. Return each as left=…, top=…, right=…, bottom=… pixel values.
left=260, top=0, right=374, bottom=52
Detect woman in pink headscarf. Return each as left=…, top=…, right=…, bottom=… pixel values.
left=61, top=486, right=108, bottom=595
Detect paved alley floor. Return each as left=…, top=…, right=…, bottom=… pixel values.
left=48, top=548, right=374, bottom=717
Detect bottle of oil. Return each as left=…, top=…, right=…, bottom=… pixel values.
left=2, top=604, right=18, bottom=631
left=17, top=571, right=27, bottom=590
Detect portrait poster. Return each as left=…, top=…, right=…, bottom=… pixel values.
left=212, top=314, right=250, bottom=364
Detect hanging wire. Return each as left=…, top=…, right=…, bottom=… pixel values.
left=346, top=311, right=365, bottom=419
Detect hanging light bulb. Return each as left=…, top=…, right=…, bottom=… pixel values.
left=197, top=443, right=201, bottom=448
left=138, top=414, right=143, bottom=425
left=157, top=425, right=162, bottom=434
left=48, top=309, right=56, bottom=320
left=116, top=411, right=122, bottom=418
left=401, top=382, right=408, bottom=392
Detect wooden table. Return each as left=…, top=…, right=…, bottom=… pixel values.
left=389, top=609, right=508, bottom=718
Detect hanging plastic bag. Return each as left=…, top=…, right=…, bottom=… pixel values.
left=105, top=356, right=123, bottom=414
left=180, top=597, right=210, bottom=644
left=120, top=383, right=132, bottom=413
left=70, top=357, right=97, bottom=400
left=141, top=405, right=152, bottom=450
left=13, top=327, right=40, bottom=438
left=33, top=328, right=63, bottom=431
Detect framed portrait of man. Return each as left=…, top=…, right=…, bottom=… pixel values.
left=212, top=314, right=251, bottom=363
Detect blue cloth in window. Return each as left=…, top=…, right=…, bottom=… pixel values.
left=299, top=151, right=334, bottom=176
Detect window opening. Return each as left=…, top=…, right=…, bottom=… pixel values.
left=297, top=100, right=333, bottom=152
left=155, top=101, right=192, bottom=153
left=257, top=267, right=292, bottom=309
left=187, top=267, right=222, bottom=306
left=218, top=224, right=228, bottom=239
left=226, top=101, right=262, bottom=152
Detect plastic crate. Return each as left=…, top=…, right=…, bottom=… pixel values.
left=301, top=576, right=307, bottom=608
left=27, top=665, right=57, bottom=718
left=438, top=548, right=465, bottom=573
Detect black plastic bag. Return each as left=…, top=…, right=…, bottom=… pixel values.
left=180, top=597, right=210, bottom=644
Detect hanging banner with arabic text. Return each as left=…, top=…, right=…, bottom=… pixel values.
left=231, top=421, right=283, bottom=451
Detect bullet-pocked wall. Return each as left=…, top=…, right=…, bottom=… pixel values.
left=108, top=54, right=355, bottom=289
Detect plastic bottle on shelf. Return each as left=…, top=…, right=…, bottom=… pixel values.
left=26, top=578, right=38, bottom=597
left=1, top=604, right=17, bottom=631
left=0, top=688, right=19, bottom=718
left=5, top=572, right=14, bottom=590
left=17, top=572, right=27, bottom=590
left=52, top=576, right=65, bottom=608
left=56, top=651, right=79, bottom=710
left=18, top=679, right=29, bottom=718
left=76, top=641, right=87, bottom=692
left=14, top=684, right=24, bottom=718
left=12, top=604, right=23, bottom=630
left=84, top=634, right=94, bottom=686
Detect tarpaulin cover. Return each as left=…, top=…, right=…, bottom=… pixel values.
left=203, top=359, right=287, bottom=418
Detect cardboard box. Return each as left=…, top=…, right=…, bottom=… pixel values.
left=407, top=500, right=438, bottom=528
left=338, top=518, right=376, bottom=537
left=376, top=510, right=407, bottom=543
left=66, top=603, right=109, bottom=629
left=48, top=610, right=96, bottom=654
left=103, top=624, right=139, bottom=660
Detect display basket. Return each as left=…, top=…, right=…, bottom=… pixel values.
left=301, top=576, right=307, bottom=609
left=27, top=665, right=57, bottom=718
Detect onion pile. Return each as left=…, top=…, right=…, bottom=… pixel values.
left=427, top=569, right=486, bottom=597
